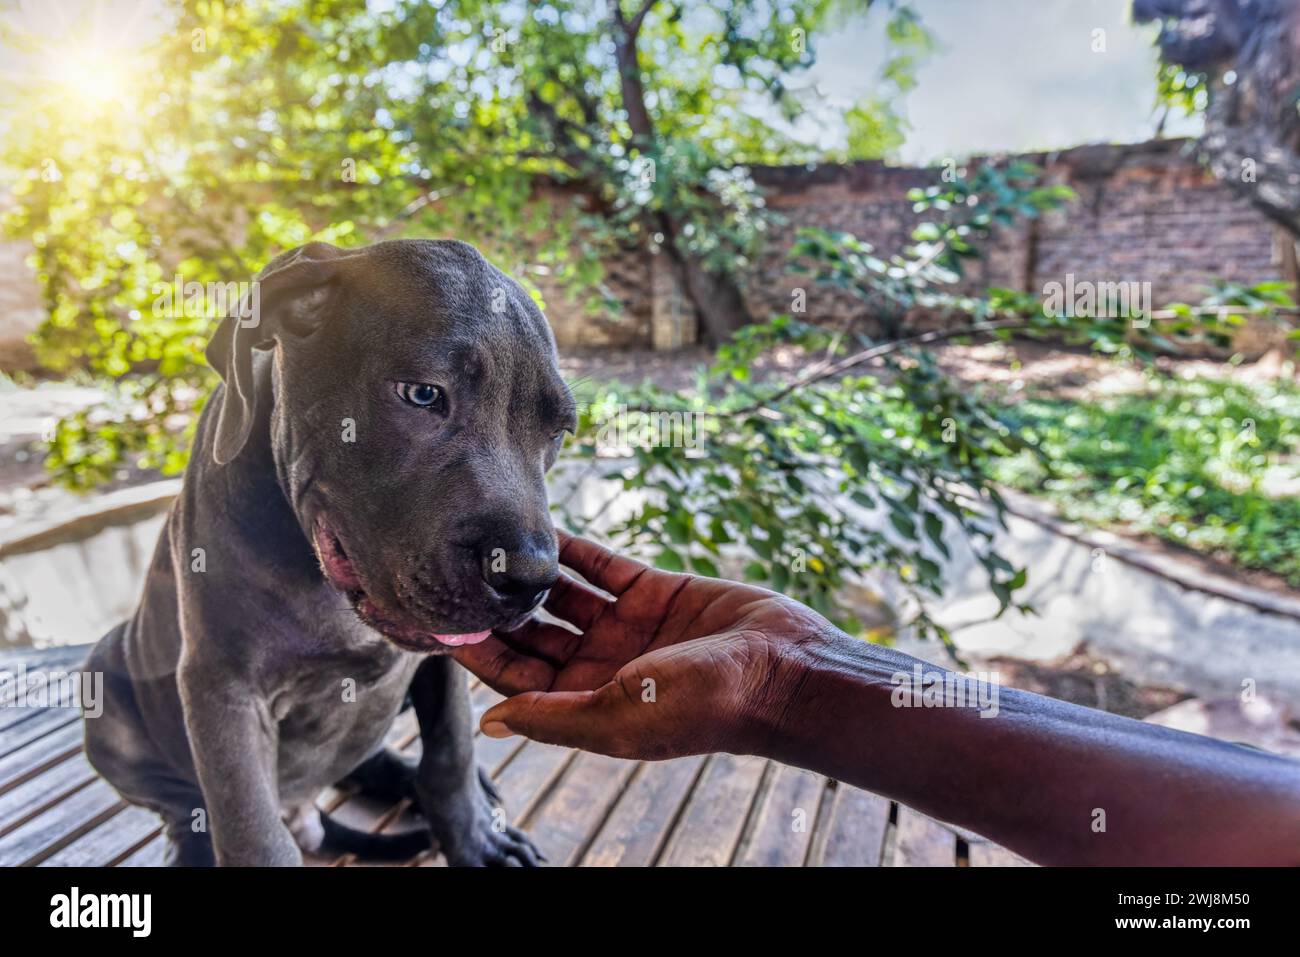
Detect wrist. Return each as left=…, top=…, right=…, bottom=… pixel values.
left=740, top=622, right=895, bottom=761
left=744, top=626, right=946, bottom=781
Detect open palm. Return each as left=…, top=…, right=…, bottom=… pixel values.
left=451, top=531, right=829, bottom=759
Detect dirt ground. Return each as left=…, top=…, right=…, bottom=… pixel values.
left=560, top=337, right=1298, bottom=398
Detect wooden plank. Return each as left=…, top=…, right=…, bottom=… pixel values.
left=0, top=720, right=83, bottom=793
left=658, top=754, right=767, bottom=867
left=0, top=707, right=80, bottom=759
left=0, top=645, right=91, bottom=673
left=0, top=751, right=96, bottom=836
left=735, top=764, right=827, bottom=867
left=116, top=835, right=167, bottom=867
left=496, top=741, right=576, bottom=826
left=475, top=729, right=527, bottom=772
left=321, top=793, right=404, bottom=836
left=581, top=755, right=706, bottom=867
left=0, top=705, right=52, bottom=734
left=890, top=805, right=957, bottom=867
left=522, top=752, right=638, bottom=866
left=469, top=683, right=505, bottom=723
left=811, top=785, right=891, bottom=866
left=39, top=804, right=162, bottom=867
left=384, top=708, right=420, bottom=749
left=968, top=842, right=1036, bottom=867
left=0, top=778, right=125, bottom=866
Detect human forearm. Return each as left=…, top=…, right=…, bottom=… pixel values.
left=453, top=534, right=1300, bottom=865
left=755, top=632, right=1300, bottom=866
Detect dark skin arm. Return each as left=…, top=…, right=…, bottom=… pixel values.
left=454, top=532, right=1300, bottom=866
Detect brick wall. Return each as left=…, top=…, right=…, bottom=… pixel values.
left=741, top=138, right=1288, bottom=341
left=0, top=138, right=1288, bottom=368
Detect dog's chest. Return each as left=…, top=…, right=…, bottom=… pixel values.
left=268, top=625, right=421, bottom=800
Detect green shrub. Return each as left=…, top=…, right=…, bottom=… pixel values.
left=994, top=374, right=1300, bottom=585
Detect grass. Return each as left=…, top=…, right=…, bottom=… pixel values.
left=992, top=372, right=1300, bottom=588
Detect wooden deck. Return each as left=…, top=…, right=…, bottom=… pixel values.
left=0, top=649, right=1032, bottom=868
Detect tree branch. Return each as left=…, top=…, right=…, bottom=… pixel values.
left=607, top=0, right=656, bottom=140
left=728, top=318, right=1031, bottom=417
left=373, top=186, right=460, bottom=240
left=626, top=0, right=658, bottom=39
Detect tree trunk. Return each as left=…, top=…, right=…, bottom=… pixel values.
left=1138, top=0, right=1300, bottom=237
left=654, top=213, right=754, bottom=343
left=609, top=0, right=754, bottom=345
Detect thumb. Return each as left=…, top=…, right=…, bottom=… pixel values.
left=481, top=685, right=636, bottom=758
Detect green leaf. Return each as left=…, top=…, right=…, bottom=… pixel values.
left=665, top=511, right=692, bottom=545
left=923, top=511, right=950, bottom=558
left=690, top=555, right=720, bottom=578
left=846, top=444, right=872, bottom=475
left=889, top=511, right=917, bottom=540
left=654, top=548, right=686, bottom=572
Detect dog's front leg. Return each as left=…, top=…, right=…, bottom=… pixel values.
left=410, top=656, right=543, bottom=866
left=179, top=663, right=301, bottom=866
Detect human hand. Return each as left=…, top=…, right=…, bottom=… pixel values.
left=463, top=538, right=1300, bottom=868
left=449, top=530, right=838, bottom=760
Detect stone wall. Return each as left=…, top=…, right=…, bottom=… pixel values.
left=532, top=242, right=655, bottom=350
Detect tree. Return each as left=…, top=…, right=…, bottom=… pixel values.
left=2, top=0, right=922, bottom=482
left=1136, top=0, right=1300, bottom=236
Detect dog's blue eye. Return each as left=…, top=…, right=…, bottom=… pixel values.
left=398, top=382, right=444, bottom=409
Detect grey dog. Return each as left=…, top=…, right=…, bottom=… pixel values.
left=82, top=239, right=573, bottom=866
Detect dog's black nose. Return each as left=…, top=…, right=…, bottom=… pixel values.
left=480, top=537, right=558, bottom=609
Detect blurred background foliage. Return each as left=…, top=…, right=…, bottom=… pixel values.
left=995, top=373, right=1300, bottom=587
left=1, top=0, right=1295, bottom=648
left=3, top=0, right=922, bottom=484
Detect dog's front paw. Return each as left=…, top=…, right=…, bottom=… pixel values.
left=424, top=773, right=545, bottom=867
left=443, top=815, right=544, bottom=867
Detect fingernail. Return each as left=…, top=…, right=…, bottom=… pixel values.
left=482, top=720, right=515, bottom=738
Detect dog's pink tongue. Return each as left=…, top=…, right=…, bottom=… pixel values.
left=433, top=631, right=492, bottom=647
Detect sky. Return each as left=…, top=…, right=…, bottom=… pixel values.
left=0, top=0, right=1201, bottom=166
left=796, top=0, right=1201, bottom=163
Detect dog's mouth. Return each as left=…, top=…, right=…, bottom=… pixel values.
left=311, top=515, right=492, bottom=652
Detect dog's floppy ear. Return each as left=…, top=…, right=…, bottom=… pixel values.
left=205, top=242, right=347, bottom=465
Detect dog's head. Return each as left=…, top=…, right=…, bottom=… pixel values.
left=205, top=239, right=572, bottom=652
